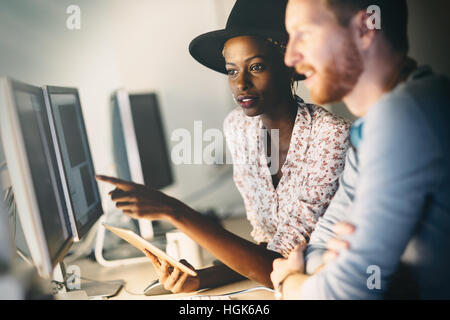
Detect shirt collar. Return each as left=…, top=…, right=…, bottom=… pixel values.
left=350, top=117, right=364, bottom=150
left=353, top=65, right=432, bottom=150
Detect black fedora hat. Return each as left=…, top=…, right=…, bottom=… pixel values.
left=189, top=0, right=304, bottom=80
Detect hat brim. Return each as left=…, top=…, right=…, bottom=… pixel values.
left=189, top=27, right=304, bottom=81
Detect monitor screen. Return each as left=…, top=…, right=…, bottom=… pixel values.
left=128, top=93, right=173, bottom=190
left=112, top=91, right=173, bottom=190
left=44, top=87, right=103, bottom=240
left=0, top=79, right=73, bottom=276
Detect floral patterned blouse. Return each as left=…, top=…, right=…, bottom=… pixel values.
left=224, top=97, right=352, bottom=257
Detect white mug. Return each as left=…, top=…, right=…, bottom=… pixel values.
left=165, top=230, right=204, bottom=270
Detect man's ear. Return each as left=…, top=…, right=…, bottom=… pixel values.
left=351, top=10, right=378, bottom=51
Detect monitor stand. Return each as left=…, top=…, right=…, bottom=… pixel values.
left=52, top=262, right=124, bottom=300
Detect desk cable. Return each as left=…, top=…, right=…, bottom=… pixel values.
left=190, top=286, right=274, bottom=299
left=126, top=284, right=275, bottom=298
left=121, top=285, right=275, bottom=299
left=53, top=272, right=275, bottom=298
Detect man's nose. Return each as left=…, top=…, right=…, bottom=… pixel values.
left=285, top=38, right=304, bottom=68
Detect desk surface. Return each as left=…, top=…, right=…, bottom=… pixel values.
left=73, top=217, right=275, bottom=300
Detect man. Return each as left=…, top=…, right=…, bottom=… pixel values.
left=271, top=0, right=450, bottom=299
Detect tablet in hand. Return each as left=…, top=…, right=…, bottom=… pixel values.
left=103, top=224, right=198, bottom=277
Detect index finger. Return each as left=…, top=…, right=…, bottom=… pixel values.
left=95, top=175, right=136, bottom=191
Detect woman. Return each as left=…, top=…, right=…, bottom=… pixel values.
left=97, top=0, right=350, bottom=293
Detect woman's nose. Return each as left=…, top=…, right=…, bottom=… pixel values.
left=236, top=72, right=252, bottom=92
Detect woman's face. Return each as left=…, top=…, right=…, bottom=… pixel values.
left=223, top=36, right=291, bottom=117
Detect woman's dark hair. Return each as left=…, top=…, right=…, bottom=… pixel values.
left=262, top=37, right=303, bottom=86
left=324, top=0, right=409, bottom=54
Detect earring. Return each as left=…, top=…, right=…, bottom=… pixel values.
left=231, top=93, right=239, bottom=105
left=290, top=76, right=297, bottom=99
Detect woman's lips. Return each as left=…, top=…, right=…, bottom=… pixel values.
left=236, top=95, right=259, bottom=109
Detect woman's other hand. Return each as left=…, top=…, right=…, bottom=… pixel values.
left=143, top=249, right=200, bottom=294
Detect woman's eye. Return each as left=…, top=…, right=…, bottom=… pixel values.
left=227, top=69, right=238, bottom=77
left=250, top=64, right=265, bottom=72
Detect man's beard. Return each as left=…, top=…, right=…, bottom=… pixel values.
left=300, top=38, right=363, bottom=105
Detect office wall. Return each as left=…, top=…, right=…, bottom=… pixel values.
left=106, top=0, right=243, bottom=215
left=0, top=1, right=115, bottom=213
left=408, top=0, right=450, bottom=76
left=0, top=0, right=449, bottom=217
left=0, top=0, right=247, bottom=217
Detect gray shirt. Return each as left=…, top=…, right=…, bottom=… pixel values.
left=302, top=66, right=450, bottom=299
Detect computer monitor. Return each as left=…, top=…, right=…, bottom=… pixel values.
left=1, top=127, right=34, bottom=268
left=0, top=78, right=73, bottom=279
left=111, top=89, right=173, bottom=239
left=43, top=86, right=103, bottom=241
left=0, top=168, right=13, bottom=271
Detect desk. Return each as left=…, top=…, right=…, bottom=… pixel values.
left=72, top=217, right=275, bottom=300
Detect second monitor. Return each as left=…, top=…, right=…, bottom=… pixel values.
left=111, top=89, right=174, bottom=240
left=43, top=86, right=103, bottom=242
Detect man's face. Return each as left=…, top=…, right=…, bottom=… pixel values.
left=285, top=0, right=363, bottom=105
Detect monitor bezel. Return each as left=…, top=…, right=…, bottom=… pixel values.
left=43, top=85, right=103, bottom=241
left=0, top=78, right=73, bottom=278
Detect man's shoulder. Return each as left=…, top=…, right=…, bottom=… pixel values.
left=403, top=65, right=450, bottom=95
left=380, top=66, right=449, bottom=109
left=368, top=66, right=450, bottom=130
left=362, top=67, right=450, bottom=166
